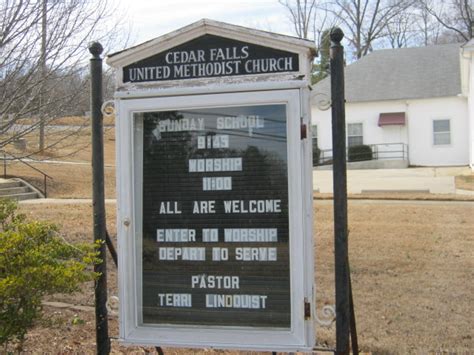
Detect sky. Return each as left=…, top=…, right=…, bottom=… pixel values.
left=123, top=0, right=295, bottom=46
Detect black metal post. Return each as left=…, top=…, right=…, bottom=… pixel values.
left=89, top=41, right=110, bottom=355
left=347, top=260, right=359, bottom=354
left=330, top=28, right=350, bottom=355
left=105, top=231, right=118, bottom=268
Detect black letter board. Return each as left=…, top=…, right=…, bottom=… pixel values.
left=138, top=104, right=291, bottom=328
left=124, top=34, right=299, bottom=82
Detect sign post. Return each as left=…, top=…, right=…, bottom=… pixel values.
left=89, top=41, right=110, bottom=355
left=330, top=28, right=358, bottom=355
left=107, top=19, right=316, bottom=352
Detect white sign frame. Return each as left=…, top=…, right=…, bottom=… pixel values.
left=116, top=89, right=314, bottom=352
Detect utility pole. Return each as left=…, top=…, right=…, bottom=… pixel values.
left=39, top=0, right=47, bottom=151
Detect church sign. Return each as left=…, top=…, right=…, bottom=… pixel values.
left=108, top=19, right=315, bottom=352
left=123, top=34, right=299, bottom=82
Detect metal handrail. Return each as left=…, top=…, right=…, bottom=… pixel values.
left=2, top=151, right=53, bottom=197
left=315, top=142, right=409, bottom=166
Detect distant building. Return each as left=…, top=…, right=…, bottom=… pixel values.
left=462, top=38, right=474, bottom=170
left=311, top=43, right=474, bottom=169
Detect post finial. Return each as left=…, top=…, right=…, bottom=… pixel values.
left=330, top=27, right=344, bottom=44
left=89, top=42, right=104, bottom=58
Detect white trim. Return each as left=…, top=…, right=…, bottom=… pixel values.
left=106, top=19, right=315, bottom=88
left=116, top=90, right=314, bottom=351
left=107, top=19, right=315, bottom=68
left=300, top=87, right=316, bottom=342
left=114, top=80, right=309, bottom=99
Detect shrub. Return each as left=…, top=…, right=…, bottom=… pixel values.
left=348, top=144, right=373, bottom=162
left=0, top=199, right=99, bottom=349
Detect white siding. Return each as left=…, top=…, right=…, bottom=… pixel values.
left=311, top=96, right=469, bottom=166
left=469, top=52, right=474, bottom=169
left=311, top=100, right=408, bottom=153
left=407, top=97, right=468, bottom=166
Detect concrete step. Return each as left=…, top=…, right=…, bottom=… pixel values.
left=2, top=192, right=39, bottom=201
left=0, top=181, right=22, bottom=189
left=0, top=186, right=29, bottom=196
left=0, top=179, right=42, bottom=201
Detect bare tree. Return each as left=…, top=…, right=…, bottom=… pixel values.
left=279, top=0, right=340, bottom=44
left=281, top=0, right=471, bottom=64
left=385, top=10, right=419, bottom=48
left=312, top=1, right=341, bottom=48
left=416, top=0, right=472, bottom=42
left=279, top=0, right=318, bottom=39
left=279, top=0, right=339, bottom=84
left=411, top=0, right=444, bottom=45
left=280, top=0, right=415, bottom=60
left=375, top=0, right=471, bottom=47
left=327, top=0, right=415, bottom=59
left=0, top=0, right=128, bottom=156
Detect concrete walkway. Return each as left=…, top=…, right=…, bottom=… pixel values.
left=313, top=166, right=473, bottom=195
left=5, top=167, right=473, bottom=199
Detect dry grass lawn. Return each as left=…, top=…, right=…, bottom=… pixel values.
left=16, top=115, right=115, bottom=127
left=3, top=125, right=115, bottom=165
left=10, top=200, right=473, bottom=354
left=2, top=123, right=473, bottom=353
left=455, top=174, right=474, bottom=191
left=315, top=200, right=473, bottom=354
left=5, top=162, right=116, bottom=198
left=3, top=127, right=116, bottom=198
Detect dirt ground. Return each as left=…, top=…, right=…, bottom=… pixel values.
left=16, top=115, right=115, bottom=128
left=3, top=127, right=116, bottom=198
left=3, top=125, right=474, bottom=353
left=455, top=174, right=474, bottom=191
left=5, top=161, right=116, bottom=198
left=9, top=200, right=473, bottom=354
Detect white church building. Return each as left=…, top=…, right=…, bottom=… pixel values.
left=311, top=42, right=474, bottom=169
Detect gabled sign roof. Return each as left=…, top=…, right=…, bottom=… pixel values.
left=106, top=18, right=316, bottom=69
left=122, top=34, right=302, bottom=83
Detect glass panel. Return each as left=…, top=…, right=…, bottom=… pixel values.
left=434, top=132, right=450, bottom=145
left=433, top=120, right=450, bottom=133
left=137, top=105, right=291, bottom=329
left=348, top=136, right=363, bottom=147
left=312, top=125, right=318, bottom=139
left=348, top=123, right=363, bottom=136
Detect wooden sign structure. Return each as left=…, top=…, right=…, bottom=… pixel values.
left=107, top=19, right=316, bottom=352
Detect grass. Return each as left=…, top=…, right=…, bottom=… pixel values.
left=3, top=122, right=473, bottom=353
left=455, top=174, right=474, bottom=191
left=12, top=200, right=474, bottom=354
left=315, top=200, right=473, bottom=353
left=3, top=127, right=116, bottom=198
left=5, top=162, right=116, bottom=198
left=4, top=126, right=116, bottom=164
left=16, top=115, right=115, bottom=127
